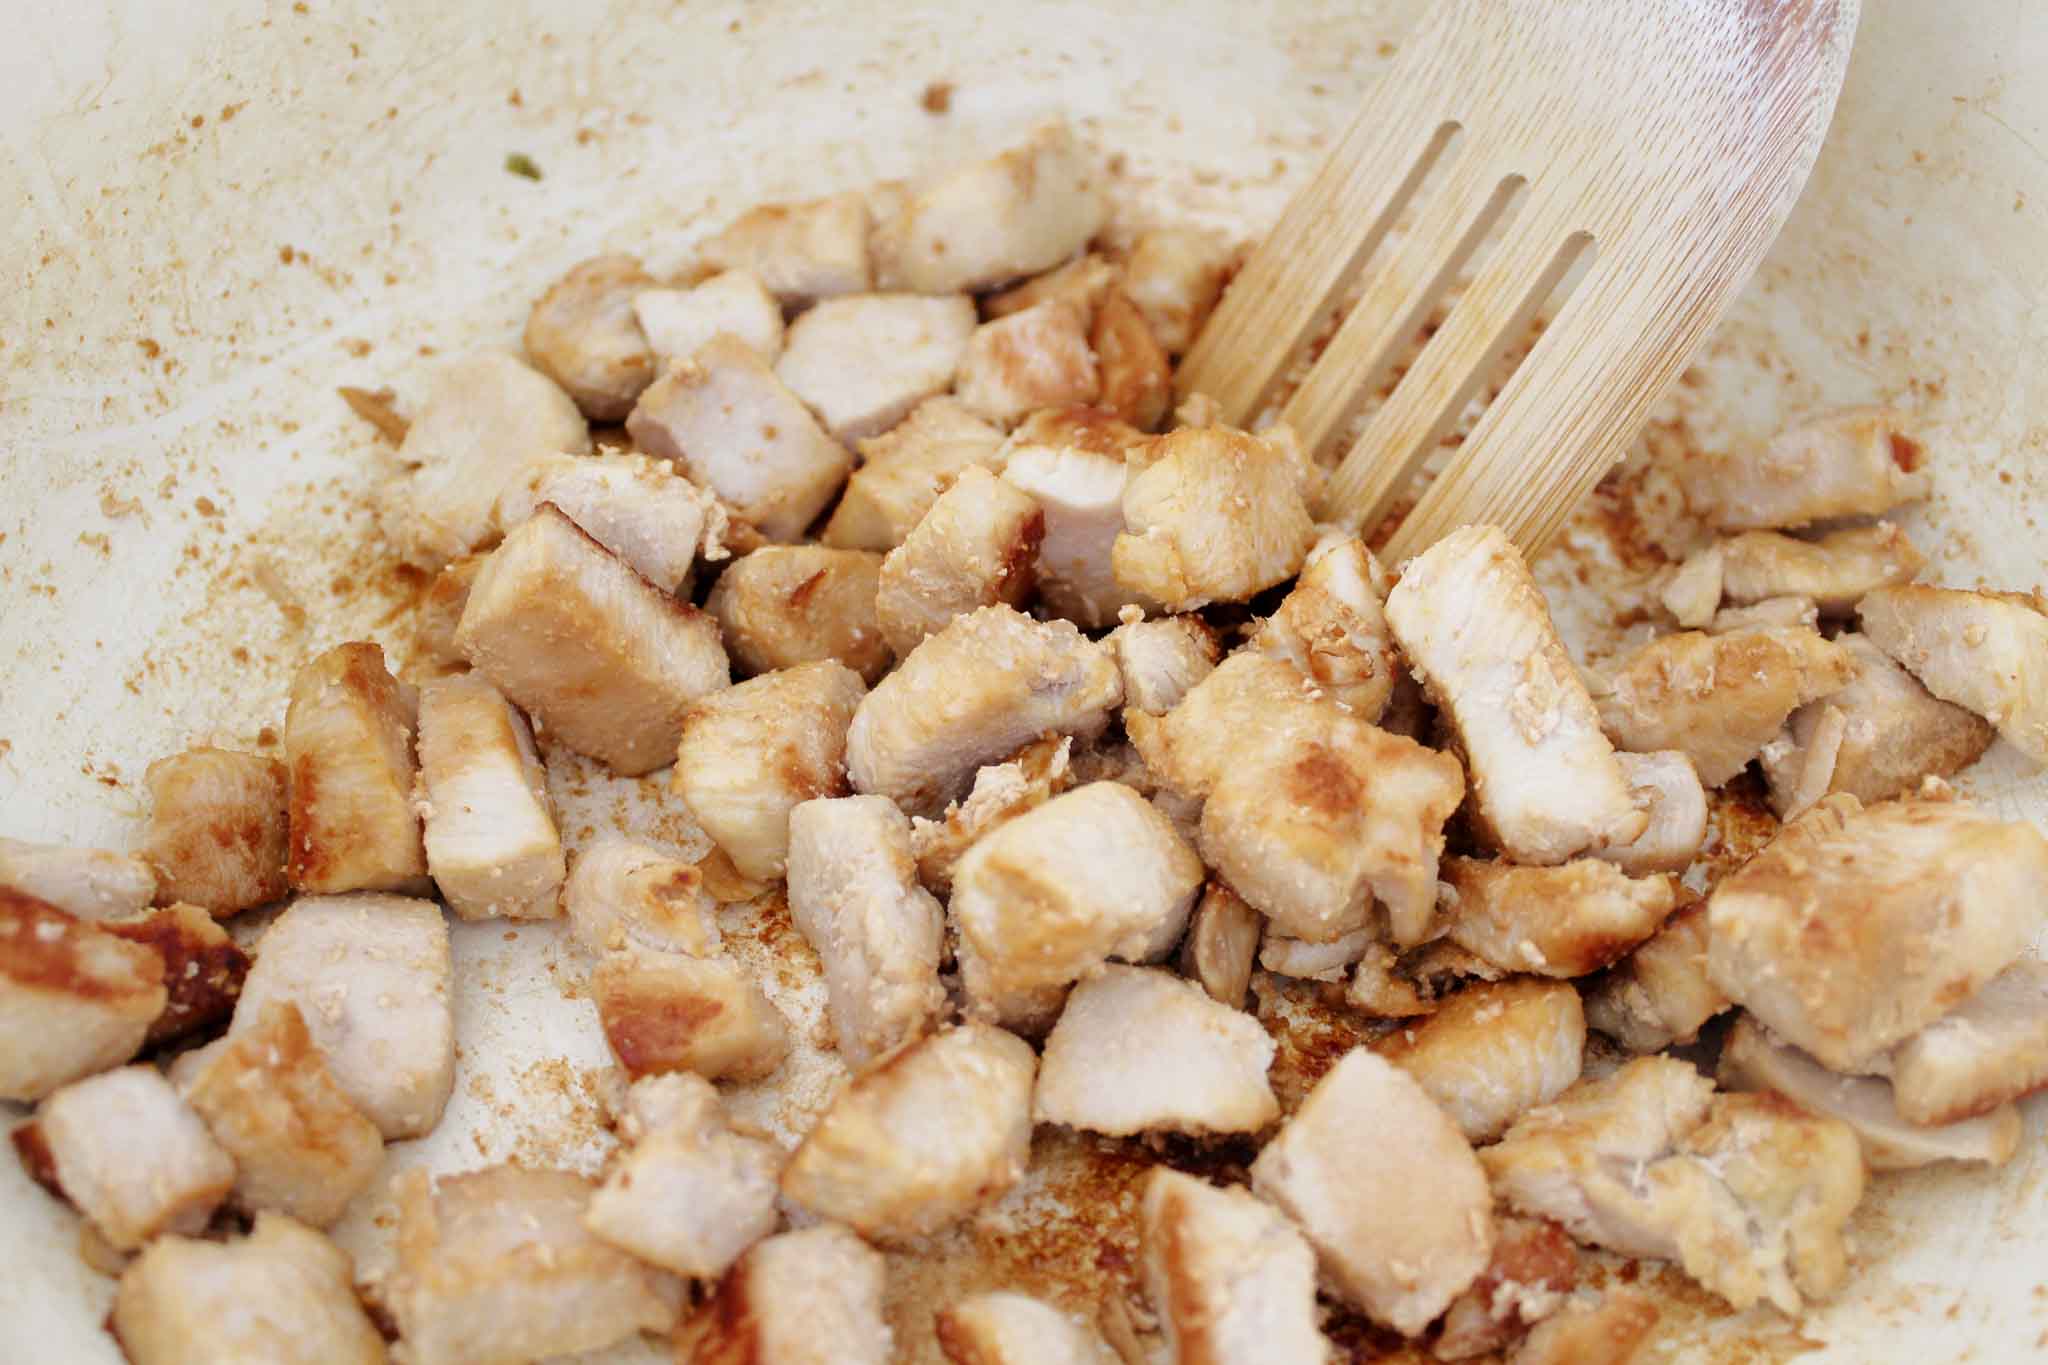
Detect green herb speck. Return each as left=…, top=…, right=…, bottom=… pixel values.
left=505, top=152, right=542, bottom=181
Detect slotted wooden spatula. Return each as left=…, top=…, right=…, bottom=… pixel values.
left=1176, top=0, right=1859, bottom=561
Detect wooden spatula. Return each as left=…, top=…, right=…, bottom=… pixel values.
left=1176, top=0, right=1859, bottom=562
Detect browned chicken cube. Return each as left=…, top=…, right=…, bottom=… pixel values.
left=909, top=736, right=1073, bottom=895
left=1255, top=534, right=1401, bottom=722
left=1582, top=899, right=1728, bottom=1052
left=1443, top=857, right=1678, bottom=979
left=1092, top=288, right=1172, bottom=430
left=707, top=544, right=892, bottom=683
left=410, top=554, right=484, bottom=680
left=103, top=902, right=247, bottom=1048
left=876, top=465, right=1043, bottom=656
left=955, top=300, right=1101, bottom=426
left=1122, top=226, right=1236, bottom=355
left=1126, top=652, right=1335, bottom=802
left=591, top=950, right=790, bottom=1083
left=1859, top=583, right=2048, bottom=765
left=562, top=836, right=721, bottom=957
left=1889, top=958, right=2048, bottom=1126
left=1508, top=1292, right=1659, bottom=1365
left=523, top=254, right=657, bottom=420
left=1113, top=425, right=1317, bottom=611
left=0, top=837, right=156, bottom=921
left=1107, top=615, right=1220, bottom=716
left=1180, top=881, right=1264, bottom=1009
left=698, top=190, right=872, bottom=304
left=1673, top=406, right=1929, bottom=530
left=1718, top=523, right=1925, bottom=614
left=823, top=397, right=1008, bottom=553
left=1433, top=1216, right=1580, bottom=1361
left=1374, top=978, right=1585, bottom=1142
left=1594, top=750, right=1707, bottom=877
left=985, top=253, right=1119, bottom=321
left=935, top=1291, right=1119, bottom=1365
left=141, top=747, right=289, bottom=915
left=284, top=641, right=428, bottom=895
left=493, top=450, right=725, bottom=596
left=687, top=1224, right=892, bottom=1365
left=415, top=676, right=565, bottom=921
left=632, top=268, right=785, bottom=367
left=0, top=891, right=164, bottom=1101
left=1140, top=1168, right=1328, bottom=1365
left=776, top=293, right=979, bottom=444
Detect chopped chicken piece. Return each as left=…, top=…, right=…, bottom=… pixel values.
left=112, top=1213, right=386, bottom=1365
left=952, top=783, right=1204, bottom=1032
left=1000, top=438, right=1151, bottom=628
left=777, top=293, right=978, bottom=444
left=1010, top=403, right=1154, bottom=458
left=563, top=836, right=721, bottom=957
left=1706, top=793, right=2048, bottom=1070
left=1718, top=1015, right=2021, bottom=1170
left=1757, top=705, right=1846, bottom=820
left=141, top=747, right=289, bottom=915
left=1385, top=526, right=1645, bottom=863
left=1127, top=653, right=1332, bottom=802
left=1433, top=1217, right=1579, bottom=1361
left=1719, top=523, right=1924, bottom=614
left=1178, top=899, right=1260, bottom=1015
left=415, top=677, right=564, bottom=920
left=411, top=554, right=483, bottom=679
left=847, top=605, right=1121, bottom=815
left=0, top=837, right=157, bottom=921
left=1251, top=1048, right=1493, bottom=1335
left=585, top=1073, right=781, bottom=1278
left=231, top=894, right=454, bottom=1138
left=386, top=1164, right=677, bottom=1365
left=1035, top=965, right=1277, bottom=1137
left=1122, top=226, right=1235, bottom=355
left=1108, top=615, right=1219, bottom=715
left=874, top=122, right=1105, bottom=293
left=1375, top=979, right=1585, bottom=1142
left=909, top=737, right=1073, bottom=895
left=1092, top=288, right=1172, bottom=430
left=1582, top=900, right=1727, bottom=1052
left=1443, top=857, right=1677, bottom=979
left=1254, top=535, right=1400, bottom=722
left=103, top=902, right=247, bottom=1047
left=591, top=950, right=790, bottom=1082
left=457, top=506, right=730, bottom=774
left=672, top=662, right=866, bottom=881
left=1113, top=426, right=1315, bottom=610
left=1889, top=959, right=2048, bottom=1125
left=1594, top=750, right=1707, bottom=877
left=523, top=254, right=657, bottom=420
left=284, top=641, right=428, bottom=894
left=633, top=269, right=785, bottom=367
left=781, top=796, right=941, bottom=1066
left=823, top=397, right=1009, bottom=552
left=1261, top=925, right=1374, bottom=981
left=1593, top=627, right=1855, bottom=786
left=1674, top=407, right=1930, bottom=530
left=698, top=190, right=872, bottom=303
left=782, top=1024, right=1036, bottom=1241
left=184, top=1001, right=384, bottom=1227
left=1347, top=942, right=1434, bottom=1019
left=688, top=1224, right=892, bottom=1365
left=494, top=450, right=723, bottom=595
left=1140, top=1168, right=1327, bottom=1365
left=706, top=544, right=892, bottom=683
left=1709, top=594, right=1818, bottom=633
left=0, top=892, right=164, bottom=1101
left=627, top=335, right=852, bottom=540
left=876, top=465, right=1043, bottom=656
left=955, top=300, right=1101, bottom=426
left=1658, top=544, right=1723, bottom=627
left=23, top=1066, right=234, bottom=1250
left=1859, top=584, right=2048, bottom=765
left=1507, top=1292, right=1659, bottom=1365
left=993, top=259, right=1120, bottom=330
left=935, top=1291, right=1118, bottom=1365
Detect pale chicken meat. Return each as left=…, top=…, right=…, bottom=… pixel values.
left=909, top=736, right=1073, bottom=895
left=1756, top=705, right=1847, bottom=820
left=1254, top=534, right=1400, bottom=722
left=876, top=464, right=1044, bottom=656
left=786, top=795, right=947, bottom=1065
left=1180, top=882, right=1263, bottom=1011
left=1346, top=942, right=1435, bottom=1019
left=1107, top=614, right=1219, bottom=715
left=846, top=605, right=1121, bottom=815
left=562, top=836, right=721, bottom=957
left=1251, top=1049, right=1493, bottom=1336
left=1121, top=226, right=1235, bottom=355
left=1432, top=1216, right=1580, bottom=1362
left=697, top=190, right=872, bottom=303
left=283, top=641, right=428, bottom=895
left=385, top=1164, right=678, bottom=1365
left=0, top=892, right=164, bottom=1101
left=1126, top=652, right=1335, bottom=802
left=1582, top=900, right=1728, bottom=1052
left=705, top=544, right=893, bottom=683
left=954, top=300, right=1101, bottom=426
left=1260, top=925, right=1374, bottom=981
left=522, top=253, right=657, bottom=420
left=591, top=950, right=790, bottom=1082
left=1034, top=965, right=1278, bottom=1137
left=140, top=747, right=289, bottom=915
left=410, top=554, right=483, bottom=679
left=1443, top=857, right=1678, bottom=979
left=1113, top=425, right=1317, bottom=611
left=823, top=397, right=1008, bottom=553
left=415, top=676, right=565, bottom=921
left=1384, top=526, right=1645, bottom=864
left=455, top=506, right=731, bottom=775
left=1507, top=1292, right=1659, bottom=1365
left=112, top=1214, right=388, bottom=1365
left=1717, top=523, right=1925, bottom=614
left=776, top=293, right=979, bottom=444
left=632, top=268, right=785, bottom=367
left=493, top=450, right=725, bottom=595
left=782, top=1023, right=1036, bottom=1241
left=999, top=437, right=1150, bottom=628
left=103, top=901, right=248, bottom=1048
left=984, top=252, right=1119, bottom=321
left=1709, top=595, right=1818, bottom=634
left=1374, top=979, right=1585, bottom=1142
left=935, top=1291, right=1119, bottom=1365
left=1140, top=1168, right=1329, bottom=1365
left=1889, top=958, right=2048, bottom=1126
left=687, top=1224, right=893, bottom=1365
left=1859, top=583, right=2048, bottom=765
left=1594, top=750, right=1707, bottom=877
left=1706, top=793, right=2048, bottom=1071
left=1092, top=288, right=1173, bottom=430
left=230, top=894, right=454, bottom=1139
left=1673, top=406, right=1930, bottom=530
left=0, top=836, right=157, bottom=921
left=1656, top=543, right=1722, bottom=628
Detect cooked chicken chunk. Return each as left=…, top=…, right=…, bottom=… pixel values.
left=985, top=253, right=1120, bottom=321
left=1709, top=595, right=1818, bottom=633
left=1594, top=750, right=1707, bottom=877
left=1674, top=406, right=1929, bottom=530
left=777, top=293, right=978, bottom=444
left=1092, top=288, right=1172, bottom=430
left=103, top=901, right=247, bottom=1048
left=184, top=1001, right=384, bottom=1227
left=591, top=950, right=790, bottom=1082
left=1582, top=900, right=1727, bottom=1052
left=627, top=335, right=852, bottom=540
left=1122, top=226, right=1235, bottom=355
left=1508, top=1292, right=1659, bottom=1365
left=1719, top=523, right=1924, bottom=614
left=1594, top=627, right=1855, bottom=786
left=823, top=397, right=1009, bottom=552
left=231, top=894, right=454, bottom=1138
left=874, top=122, right=1105, bottom=293
left=1756, top=705, right=1846, bottom=820
left=952, top=783, right=1204, bottom=1032
left=1443, top=857, right=1677, bottom=979
left=1658, top=544, right=1723, bottom=628
left=563, top=836, right=721, bottom=957
left=1127, top=652, right=1333, bottom=802
left=1375, top=979, right=1585, bottom=1142
left=1140, top=1168, right=1328, bottom=1365
left=786, top=795, right=947, bottom=1066
left=24, top=1066, right=234, bottom=1250
left=1707, top=793, right=2048, bottom=1070
left=140, top=747, right=289, bottom=915
left=1347, top=942, right=1435, bottom=1019
left=633, top=269, right=785, bottom=367
left=585, top=1073, right=781, bottom=1278
left=1889, top=959, right=2048, bottom=1126
left=411, top=554, right=483, bottom=679
left=1260, top=925, right=1374, bottom=981
left=112, top=1213, right=387, bottom=1365
left=415, top=677, right=564, bottom=921
left=284, top=641, right=428, bottom=895
left=1251, top=1048, right=1493, bottom=1335
left=706, top=544, right=892, bottom=683
left=1255, top=534, right=1400, bottom=722
left=847, top=605, right=1121, bottom=815
left=1859, top=584, right=2048, bottom=765
left=876, top=465, right=1043, bottom=656
left=1385, top=526, right=1645, bottom=863
left=456, top=506, right=730, bottom=774
left=688, top=1224, right=892, bottom=1365
left=1000, top=438, right=1149, bottom=628
left=0, top=892, right=163, bottom=1101
left=494, top=450, right=723, bottom=595
left=909, top=736, right=1073, bottom=895
left=386, top=1164, right=677, bottom=1365
left=935, top=1291, right=1118, bottom=1365
left=0, top=836, right=157, bottom=921
left=523, top=254, right=657, bottom=420
left=955, top=300, right=1101, bottom=426
left=1433, top=1216, right=1579, bottom=1362
left=698, top=190, right=872, bottom=303
left=1113, top=426, right=1316, bottom=610
left=1108, top=615, right=1219, bottom=716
